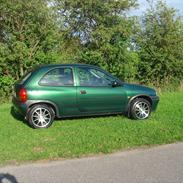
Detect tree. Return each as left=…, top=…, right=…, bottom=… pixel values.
left=0, top=0, right=61, bottom=78
left=0, top=0, right=61, bottom=98
left=136, top=0, right=183, bottom=87
left=55, top=0, right=139, bottom=81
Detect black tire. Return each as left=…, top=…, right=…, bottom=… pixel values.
left=129, top=98, right=151, bottom=120
left=27, top=104, right=55, bottom=129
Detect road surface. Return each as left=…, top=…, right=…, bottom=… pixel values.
left=0, top=143, right=183, bottom=183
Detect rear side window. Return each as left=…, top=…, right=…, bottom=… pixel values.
left=39, top=68, right=74, bottom=86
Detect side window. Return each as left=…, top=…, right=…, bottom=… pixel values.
left=77, top=67, right=113, bottom=86
left=39, top=68, right=74, bottom=86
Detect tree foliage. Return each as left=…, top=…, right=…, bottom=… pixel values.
left=136, top=0, right=183, bottom=87
left=0, top=0, right=62, bottom=97
left=55, top=0, right=139, bottom=80
left=0, top=0, right=183, bottom=100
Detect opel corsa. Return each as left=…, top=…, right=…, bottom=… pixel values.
left=13, top=64, right=159, bottom=128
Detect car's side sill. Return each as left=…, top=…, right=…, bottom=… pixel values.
left=57, top=111, right=124, bottom=119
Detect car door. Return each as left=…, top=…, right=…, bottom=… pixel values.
left=38, top=67, right=78, bottom=116
left=76, top=66, right=127, bottom=114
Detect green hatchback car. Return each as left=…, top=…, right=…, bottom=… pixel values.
left=13, top=64, right=159, bottom=128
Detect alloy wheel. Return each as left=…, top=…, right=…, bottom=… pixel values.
left=31, top=107, right=52, bottom=128
left=134, top=101, right=150, bottom=119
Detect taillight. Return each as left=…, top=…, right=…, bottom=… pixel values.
left=19, top=88, right=27, bottom=103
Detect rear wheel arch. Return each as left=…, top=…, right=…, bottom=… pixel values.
left=27, top=104, right=55, bottom=128
left=27, top=101, right=59, bottom=117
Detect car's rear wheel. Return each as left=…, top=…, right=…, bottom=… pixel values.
left=129, top=98, right=151, bottom=120
left=27, top=104, right=55, bottom=128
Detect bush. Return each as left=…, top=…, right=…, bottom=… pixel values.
left=0, top=75, right=15, bottom=101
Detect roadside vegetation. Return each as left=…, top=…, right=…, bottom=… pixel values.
left=0, top=92, right=182, bottom=165
left=0, top=0, right=183, bottom=101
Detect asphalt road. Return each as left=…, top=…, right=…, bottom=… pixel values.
left=0, top=143, right=183, bottom=183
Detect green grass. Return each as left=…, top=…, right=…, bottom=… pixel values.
left=0, top=92, right=183, bottom=165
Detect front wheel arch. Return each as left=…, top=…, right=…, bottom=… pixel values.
left=127, top=95, right=152, bottom=117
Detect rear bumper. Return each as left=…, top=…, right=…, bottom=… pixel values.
left=151, top=96, right=160, bottom=111
left=12, top=97, right=27, bottom=116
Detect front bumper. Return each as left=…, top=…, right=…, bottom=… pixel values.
left=151, top=96, right=160, bottom=111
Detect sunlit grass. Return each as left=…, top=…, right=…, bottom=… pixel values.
left=0, top=92, right=183, bottom=165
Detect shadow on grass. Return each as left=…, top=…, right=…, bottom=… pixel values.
left=0, top=173, right=19, bottom=183
left=10, top=106, right=28, bottom=126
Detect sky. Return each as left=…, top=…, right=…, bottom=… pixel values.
left=132, top=0, right=183, bottom=16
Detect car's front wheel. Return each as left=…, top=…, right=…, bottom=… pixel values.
left=129, top=98, right=151, bottom=120
left=27, top=104, right=55, bottom=128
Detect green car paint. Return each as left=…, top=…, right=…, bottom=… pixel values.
left=13, top=64, right=159, bottom=120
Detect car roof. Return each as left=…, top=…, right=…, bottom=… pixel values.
left=37, top=63, right=98, bottom=69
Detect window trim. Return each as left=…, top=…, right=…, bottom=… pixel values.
left=38, top=67, right=75, bottom=87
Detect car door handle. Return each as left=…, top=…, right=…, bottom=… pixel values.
left=80, top=90, right=87, bottom=94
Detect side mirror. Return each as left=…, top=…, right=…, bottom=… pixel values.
left=111, top=81, right=120, bottom=87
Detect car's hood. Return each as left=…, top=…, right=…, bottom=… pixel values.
left=122, top=83, right=156, bottom=96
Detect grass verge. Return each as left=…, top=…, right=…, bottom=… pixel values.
left=0, top=92, right=183, bottom=166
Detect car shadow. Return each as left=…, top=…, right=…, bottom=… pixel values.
left=10, top=106, right=28, bottom=126
left=0, top=173, right=19, bottom=183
